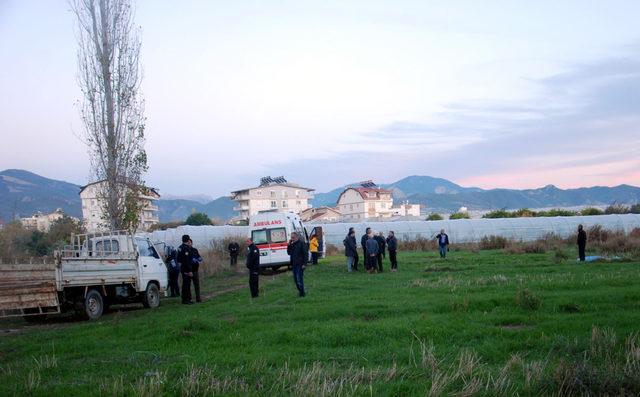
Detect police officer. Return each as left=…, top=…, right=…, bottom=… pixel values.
left=188, top=239, right=203, bottom=303
left=287, top=232, right=308, bottom=297
left=246, top=237, right=260, bottom=297
left=177, top=234, right=194, bottom=304
left=361, top=227, right=371, bottom=261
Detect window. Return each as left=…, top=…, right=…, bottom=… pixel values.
left=296, top=200, right=301, bottom=205
left=270, top=190, right=276, bottom=198
left=369, top=203, right=375, bottom=209
left=282, top=190, right=288, bottom=198
left=271, top=201, right=277, bottom=208
left=350, top=204, right=353, bottom=210
left=381, top=203, right=387, bottom=209
left=136, top=238, right=158, bottom=258
left=270, top=228, right=287, bottom=243
left=251, top=230, right=268, bottom=245
left=282, top=201, right=288, bottom=208
left=256, top=190, right=262, bottom=196
left=95, top=239, right=120, bottom=254
left=295, top=190, right=300, bottom=198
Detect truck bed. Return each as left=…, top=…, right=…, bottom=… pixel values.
left=0, top=263, right=60, bottom=317
left=59, top=259, right=138, bottom=288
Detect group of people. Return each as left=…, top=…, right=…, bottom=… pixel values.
left=166, top=234, right=204, bottom=305
left=344, top=227, right=399, bottom=273
left=244, top=231, right=310, bottom=298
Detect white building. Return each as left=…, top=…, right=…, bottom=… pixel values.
left=20, top=208, right=76, bottom=232
left=337, top=183, right=394, bottom=221
left=80, top=180, right=160, bottom=232
left=391, top=202, right=421, bottom=217
left=231, top=176, right=315, bottom=220
left=300, top=206, right=342, bottom=223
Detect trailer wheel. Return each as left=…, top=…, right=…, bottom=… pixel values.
left=81, top=289, right=104, bottom=320
left=142, top=283, right=160, bottom=309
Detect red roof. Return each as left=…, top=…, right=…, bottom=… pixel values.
left=352, top=187, right=392, bottom=200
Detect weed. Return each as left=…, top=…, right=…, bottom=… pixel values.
left=514, top=289, right=541, bottom=311
left=480, top=235, right=508, bottom=250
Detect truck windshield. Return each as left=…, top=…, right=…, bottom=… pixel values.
left=252, top=230, right=268, bottom=245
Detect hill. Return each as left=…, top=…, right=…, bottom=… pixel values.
left=0, top=169, right=82, bottom=221
left=157, top=196, right=235, bottom=222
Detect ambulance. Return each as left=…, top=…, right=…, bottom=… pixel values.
left=248, top=211, right=325, bottom=270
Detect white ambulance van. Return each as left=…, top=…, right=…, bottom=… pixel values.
left=248, top=211, right=325, bottom=270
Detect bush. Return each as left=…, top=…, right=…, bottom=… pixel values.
left=515, top=288, right=541, bottom=311
left=426, top=213, right=443, bottom=221
left=537, top=208, right=578, bottom=217
left=482, top=209, right=514, bottom=219
left=604, top=203, right=630, bottom=214
left=553, top=248, right=569, bottom=263
left=449, top=212, right=470, bottom=220
left=185, top=212, right=212, bottom=226
left=149, top=221, right=185, bottom=231
left=630, top=203, right=640, bottom=214
left=581, top=207, right=604, bottom=216
left=479, top=235, right=508, bottom=250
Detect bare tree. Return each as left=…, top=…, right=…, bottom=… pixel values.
left=71, top=0, right=148, bottom=231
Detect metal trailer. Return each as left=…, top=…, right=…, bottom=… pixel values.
left=0, top=231, right=168, bottom=321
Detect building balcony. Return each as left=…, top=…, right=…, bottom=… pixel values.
left=233, top=194, right=250, bottom=200
left=234, top=205, right=250, bottom=211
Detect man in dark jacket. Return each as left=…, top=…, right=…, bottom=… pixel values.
left=577, top=224, right=587, bottom=261
left=228, top=241, right=240, bottom=266
left=374, top=232, right=386, bottom=272
left=435, top=229, right=450, bottom=258
left=365, top=231, right=379, bottom=273
left=344, top=230, right=357, bottom=272
left=348, top=227, right=359, bottom=271
left=361, top=227, right=371, bottom=261
left=287, top=232, right=308, bottom=297
left=245, top=238, right=260, bottom=297
left=177, top=234, right=194, bottom=304
left=188, top=239, right=203, bottom=302
left=386, top=231, right=398, bottom=271
left=166, top=246, right=180, bottom=297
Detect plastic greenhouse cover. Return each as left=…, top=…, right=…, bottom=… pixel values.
left=147, top=214, right=640, bottom=249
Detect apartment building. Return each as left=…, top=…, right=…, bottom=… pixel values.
left=80, top=180, right=160, bottom=232
left=300, top=206, right=342, bottom=223
left=337, top=182, right=394, bottom=221
left=231, top=176, right=314, bottom=220
left=20, top=208, right=77, bottom=232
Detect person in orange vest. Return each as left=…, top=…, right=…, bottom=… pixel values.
left=309, top=234, right=319, bottom=265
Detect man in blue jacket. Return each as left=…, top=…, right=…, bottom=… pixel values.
left=435, top=229, right=450, bottom=258
left=365, top=231, right=379, bottom=273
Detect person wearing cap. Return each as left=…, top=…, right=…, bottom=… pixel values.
left=246, top=237, right=260, bottom=297
left=177, top=234, right=194, bottom=304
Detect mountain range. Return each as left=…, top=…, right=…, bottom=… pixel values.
left=1, top=169, right=639, bottom=223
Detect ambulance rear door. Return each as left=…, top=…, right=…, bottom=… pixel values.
left=251, top=228, right=271, bottom=266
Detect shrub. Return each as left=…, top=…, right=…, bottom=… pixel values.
left=483, top=209, right=514, bottom=219
left=426, top=213, right=444, bottom=221
left=514, top=208, right=537, bottom=217
left=630, top=203, right=640, bottom=214
left=479, top=235, right=508, bottom=250
left=580, top=207, right=604, bottom=216
left=401, top=236, right=437, bottom=251
left=149, top=221, right=185, bottom=231
left=604, top=203, right=630, bottom=214
left=185, top=212, right=212, bottom=226
left=537, top=209, right=578, bottom=217
left=523, top=241, right=546, bottom=254
left=515, top=288, right=541, bottom=311
left=325, top=244, right=340, bottom=256
left=553, top=248, right=569, bottom=263
left=449, top=212, right=470, bottom=220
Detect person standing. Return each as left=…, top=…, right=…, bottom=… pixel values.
left=309, top=234, right=319, bottom=265
left=188, top=239, right=203, bottom=303
left=349, top=227, right=360, bottom=270
left=344, top=230, right=357, bottom=272
left=365, top=231, right=379, bottom=273
left=177, top=234, right=194, bottom=305
left=435, top=229, right=450, bottom=258
left=228, top=241, right=240, bottom=266
left=246, top=237, right=260, bottom=297
left=577, top=224, right=587, bottom=262
left=166, top=246, right=180, bottom=297
left=374, top=232, right=386, bottom=272
left=361, top=227, right=371, bottom=262
left=386, top=231, right=398, bottom=271
left=287, top=232, right=308, bottom=297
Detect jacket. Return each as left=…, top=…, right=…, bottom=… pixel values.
left=435, top=233, right=450, bottom=246
left=309, top=237, right=319, bottom=253
left=577, top=230, right=587, bottom=246
left=374, top=235, right=386, bottom=255
left=287, top=239, right=308, bottom=266
left=228, top=242, right=240, bottom=255
left=365, top=237, right=379, bottom=256
left=361, top=234, right=369, bottom=250
left=177, top=243, right=193, bottom=274
left=245, top=243, right=260, bottom=271
left=344, top=235, right=357, bottom=257
left=191, top=247, right=203, bottom=272
left=386, top=236, right=398, bottom=251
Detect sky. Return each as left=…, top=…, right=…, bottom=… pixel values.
left=0, top=0, right=639, bottom=198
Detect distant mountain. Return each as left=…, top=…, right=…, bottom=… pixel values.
left=159, top=194, right=213, bottom=204
left=2, top=170, right=639, bottom=223
left=157, top=197, right=235, bottom=222
left=0, top=169, right=82, bottom=221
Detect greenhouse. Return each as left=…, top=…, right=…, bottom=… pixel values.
left=148, top=214, right=640, bottom=249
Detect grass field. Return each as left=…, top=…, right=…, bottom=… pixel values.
left=1, top=248, right=640, bottom=396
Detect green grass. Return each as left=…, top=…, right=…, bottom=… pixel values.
left=1, top=249, right=640, bottom=396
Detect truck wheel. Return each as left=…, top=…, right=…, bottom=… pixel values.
left=271, top=266, right=281, bottom=272
left=82, top=289, right=104, bottom=320
left=142, top=283, right=160, bottom=309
